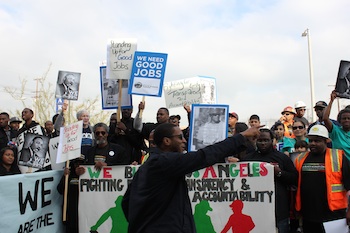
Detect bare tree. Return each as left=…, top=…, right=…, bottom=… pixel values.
left=3, top=65, right=113, bottom=126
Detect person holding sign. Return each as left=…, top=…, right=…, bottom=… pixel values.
left=122, top=123, right=261, bottom=233
left=83, top=123, right=129, bottom=171
left=133, top=101, right=170, bottom=140
left=242, top=128, right=298, bottom=233
left=323, top=90, right=350, bottom=160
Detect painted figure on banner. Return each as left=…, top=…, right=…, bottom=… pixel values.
left=193, top=200, right=216, bottom=233
left=221, top=200, right=255, bottom=233
left=90, top=195, right=128, bottom=233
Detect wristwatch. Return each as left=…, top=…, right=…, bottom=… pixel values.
left=276, top=171, right=282, bottom=177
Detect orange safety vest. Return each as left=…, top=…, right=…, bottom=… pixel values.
left=294, top=148, right=347, bottom=211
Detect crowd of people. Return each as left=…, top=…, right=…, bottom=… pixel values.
left=1, top=90, right=350, bottom=233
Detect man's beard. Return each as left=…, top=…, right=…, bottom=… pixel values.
left=96, top=139, right=107, bottom=145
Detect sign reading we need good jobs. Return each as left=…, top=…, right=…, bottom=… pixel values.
left=128, top=51, right=168, bottom=97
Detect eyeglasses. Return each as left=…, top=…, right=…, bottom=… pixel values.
left=283, top=113, right=291, bottom=116
left=292, top=126, right=304, bottom=130
left=95, top=131, right=106, bottom=136
left=168, top=134, right=184, bottom=140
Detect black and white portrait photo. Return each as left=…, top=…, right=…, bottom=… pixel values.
left=18, top=133, right=49, bottom=169
left=188, top=104, right=228, bottom=152
left=99, top=66, right=132, bottom=109
left=335, top=60, right=350, bottom=99
left=55, top=71, right=81, bottom=100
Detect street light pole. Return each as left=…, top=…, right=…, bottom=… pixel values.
left=302, top=28, right=316, bottom=122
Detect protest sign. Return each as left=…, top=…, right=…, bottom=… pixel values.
left=49, top=136, right=65, bottom=170
left=163, top=76, right=216, bottom=109
left=55, top=71, right=81, bottom=100
left=128, top=51, right=168, bottom=96
left=56, top=121, right=83, bottom=163
left=0, top=170, right=64, bottom=233
left=79, top=163, right=275, bottom=233
left=107, top=38, right=137, bottom=80
left=188, top=104, right=228, bottom=152
left=99, top=66, right=133, bottom=109
left=16, top=126, right=51, bottom=173
left=335, top=60, right=350, bottom=99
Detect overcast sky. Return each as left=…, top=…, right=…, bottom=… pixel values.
left=1, top=0, right=350, bottom=127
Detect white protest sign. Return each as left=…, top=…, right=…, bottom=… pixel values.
left=49, top=137, right=65, bottom=170
left=107, top=38, right=137, bottom=80
left=0, top=171, right=64, bottom=233
left=56, top=121, right=83, bottom=163
left=163, top=76, right=217, bottom=109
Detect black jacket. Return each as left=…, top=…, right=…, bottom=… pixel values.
left=122, top=134, right=246, bottom=233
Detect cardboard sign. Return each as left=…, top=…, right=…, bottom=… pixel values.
left=163, top=76, right=216, bottom=109
left=107, top=38, right=137, bottom=80
left=56, top=121, right=83, bottom=163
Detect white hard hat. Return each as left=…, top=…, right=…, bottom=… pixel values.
left=295, top=101, right=306, bottom=109
left=307, top=125, right=329, bottom=139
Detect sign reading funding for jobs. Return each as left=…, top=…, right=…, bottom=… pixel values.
left=78, top=162, right=275, bottom=233
left=128, top=51, right=168, bottom=97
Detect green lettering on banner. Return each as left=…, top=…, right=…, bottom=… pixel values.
left=88, top=167, right=101, bottom=178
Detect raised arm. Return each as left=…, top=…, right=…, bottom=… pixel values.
left=323, top=90, right=337, bottom=132
left=133, top=101, right=145, bottom=132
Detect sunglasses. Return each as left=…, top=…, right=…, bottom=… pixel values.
left=292, top=126, right=304, bottom=130
left=168, top=134, right=184, bottom=140
left=283, top=113, right=291, bottom=116
left=95, top=131, right=106, bottom=136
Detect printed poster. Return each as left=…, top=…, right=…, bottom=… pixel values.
left=16, top=125, right=51, bottom=173
left=55, top=70, right=81, bottom=100
left=335, top=60, right=350, bottom=99
left=79, top=163, right=275, bottom=233
left=99, top=66, right=133, bottom=109
left=107, top=38, right=137, bottom=80
left=128, top=51, right=168, bottom=97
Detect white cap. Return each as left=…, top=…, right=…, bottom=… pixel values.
left=307, top=125, right=329, bottom=139
left=295, top=101, right=306, bottom=109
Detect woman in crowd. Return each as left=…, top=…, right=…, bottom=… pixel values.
left=282, top=120, right=308, bottom=156
left=0, top=146, right=21, bottom=176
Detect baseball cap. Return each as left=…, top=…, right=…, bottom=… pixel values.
left=314, top=101, right=327, bottom=108
left=307, top=125, right=329, bottom=139
left=10, top=117, right=22, bottom=123
left=229, top=112, right=239, bottom=120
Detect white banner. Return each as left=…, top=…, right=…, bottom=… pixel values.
left=56, top=121, right=83, bottom=163
left=163, top=76, right=217, bottom=109
left=0, top=171, right=64, bottom=233
left=79, top=163, right=275, bottom=233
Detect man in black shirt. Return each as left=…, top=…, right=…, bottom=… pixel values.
left=242, top=128, right=298, bottom=233
left=84, top=123, right=129, bottom=170
left=122, top=123, right=260, bottom=233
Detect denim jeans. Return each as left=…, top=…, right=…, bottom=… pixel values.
left=277, top=218, right=290, bottom=233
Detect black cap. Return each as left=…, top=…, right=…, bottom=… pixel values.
left=314, top=101, right=327, bottom=108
